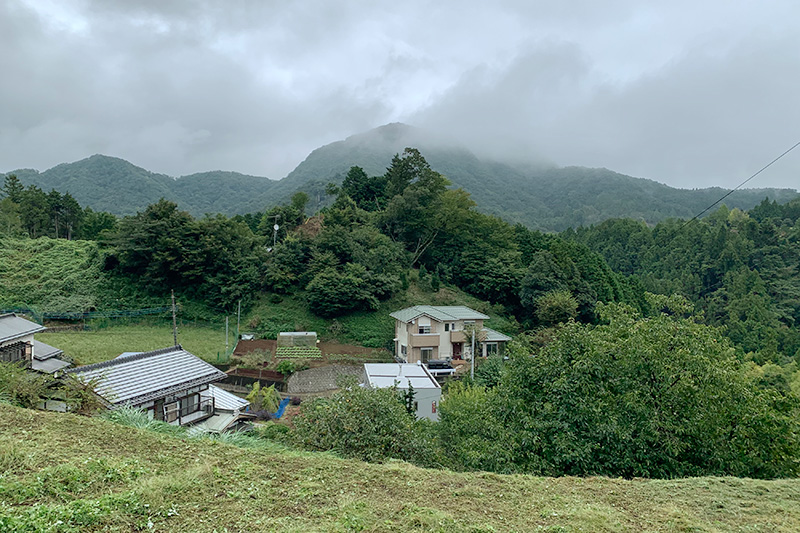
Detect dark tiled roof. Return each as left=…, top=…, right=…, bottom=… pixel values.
left=66, top=346, right=226, bottom=406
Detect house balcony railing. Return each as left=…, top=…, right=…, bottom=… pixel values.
left=165, top=397, right=215, bottom=426
left=409, top=333, right=441, bottom=348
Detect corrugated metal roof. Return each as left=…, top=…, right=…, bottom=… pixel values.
left=0, top=313, right=45, bottom=344
left=483, top=327, right=512, bottom=342
left=66, top=346, right=226, bottom=406
left=364, top=363, right=440, bottom=390
left=389, top=305, right=490, bottom=323
left=207, top=384, right=250, bottom=412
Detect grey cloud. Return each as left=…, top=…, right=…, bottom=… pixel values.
left=2, top=0, right=799, bottom=190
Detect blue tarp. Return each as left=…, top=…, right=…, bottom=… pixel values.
left=271, top=397, right=292, bottom=419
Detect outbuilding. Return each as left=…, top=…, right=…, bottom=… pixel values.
left=363, top=363, right=441, bottom=421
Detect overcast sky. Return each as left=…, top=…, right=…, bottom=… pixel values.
left=2, top=0, right=799, bottom=189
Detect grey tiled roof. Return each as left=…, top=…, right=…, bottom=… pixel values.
left=33, top=340, right=63, bottom=361
left=66, top=346, right=226, bottom=406
left=389, top=305, right=490, bottom=323
left=483, top=327, right=512, bottom=342
left=31, top=356, right=71, bottom=374
left=0, top=313, right=45, bottom=344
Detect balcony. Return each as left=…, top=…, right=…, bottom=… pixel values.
left=409, top=333, right=440, bottom=348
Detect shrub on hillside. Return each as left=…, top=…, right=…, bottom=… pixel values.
left=293, top=381, right=439, bottom=466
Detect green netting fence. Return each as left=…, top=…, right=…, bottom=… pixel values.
left=1, top=306, right=172, bottom=324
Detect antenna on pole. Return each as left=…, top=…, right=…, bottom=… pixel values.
left=171, top=290, right=178, bottom=346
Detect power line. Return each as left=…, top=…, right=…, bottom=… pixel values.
left=679, top=140, right=800, bottom=230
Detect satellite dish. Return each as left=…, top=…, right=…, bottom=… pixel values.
left=273, top=224, right=280, bottom=231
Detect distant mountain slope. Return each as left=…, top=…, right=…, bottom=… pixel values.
left=273, top=123, right=799, bottom=230
left=6, top=155, right=277, bottom=217
left=4, top=124, right=798, bottom=229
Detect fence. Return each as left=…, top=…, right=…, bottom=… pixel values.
left=2, top=306, right=171, bottom=325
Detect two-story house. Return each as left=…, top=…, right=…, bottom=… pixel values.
left=0, top=313, right=71, bottom=374
left=390, top=305, right=511, bottom=363
left=66, top=345, right=253, bottom=431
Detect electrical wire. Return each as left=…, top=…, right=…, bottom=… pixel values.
left=679, top=140, right=800, bottom=230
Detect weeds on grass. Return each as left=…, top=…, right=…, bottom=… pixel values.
left=101, top=406, right=187, bottom=438
left=0, top=491, right=156, bottom=533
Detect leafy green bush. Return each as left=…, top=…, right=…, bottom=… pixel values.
left=293, top=383, right=439, bottom=466
left=275, top=360, right=310, bottom=375
left=0, top=362, right=52, bottom=409
left=496, top=296, right=800, bottom=479
left=245, top=382, right=281, bottom=413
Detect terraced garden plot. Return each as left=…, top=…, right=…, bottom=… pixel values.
left=275, top=346, right=322, bottom=359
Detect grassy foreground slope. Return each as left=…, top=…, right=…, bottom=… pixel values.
left=2, top=406, right=799, bottom=532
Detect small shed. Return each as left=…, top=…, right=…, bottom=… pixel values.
left=363, top=363, right=442, bottom=421
left=277, top=331, right=317, bottom=347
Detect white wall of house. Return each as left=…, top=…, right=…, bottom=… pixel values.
left=411, top=386, right=441, bottom=421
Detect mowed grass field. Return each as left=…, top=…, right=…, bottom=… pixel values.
left=38, top=322, right=230, bottom=365
left=2, top=404, right=800, bottom=532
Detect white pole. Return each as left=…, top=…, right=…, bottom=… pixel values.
left=470, top=330, right=475, bottom=380
left=225, top=316, right=229, bottom=353
left=237, top=300, right=241, bottom=339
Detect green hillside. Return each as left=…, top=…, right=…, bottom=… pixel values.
left=5, top=124, right=797, bottom=230
left=0, top=237, right=111, bottom=313
left=2, top=404, right=799, bottom=532
left=7, top=155, right=278, bottom=218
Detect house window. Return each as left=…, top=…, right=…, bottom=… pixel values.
left=181, top=393, right=200, bottom=416
left=401, top=345, right=407, bottom=356
left=418, top=325, right=431, bottom=334
left=464, top=320, right=475, bottom=327
left=485, top=342, right=498, bottom=356
left=420, top=347, right=433, bottom=362
left=444, top=323, right=450, bottom=332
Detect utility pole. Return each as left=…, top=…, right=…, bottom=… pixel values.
left=266, top=214, right=281, bottom=248
left=470, top=329, right=476, bottom=380
left=225, top=316, right=229, bottom=354
left=171, top=290, right=178, bottom=346
left=237, top=300, right=241, bottom=340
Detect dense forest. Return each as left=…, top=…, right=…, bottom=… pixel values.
left=566, top=199, right=800, bottom=366
left=2, top=147, right=800, bottom=479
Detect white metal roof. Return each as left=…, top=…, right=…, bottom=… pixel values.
left=389, top=305, right=490, bottom=323
left=207, top=384, right=250, bottom=412
left=364, top=363, right=440, bottom=390
left=66, top=346, right=226, bottom=406
left=0, top=313, right=45, bottom=344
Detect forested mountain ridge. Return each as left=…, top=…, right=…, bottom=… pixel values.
left=8, top=155, right=278, bottom=217
left=4, top=123, right=798, bottom=229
